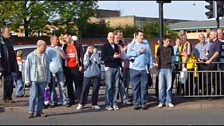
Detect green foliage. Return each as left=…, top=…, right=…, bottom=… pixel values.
left=80, top=20, right=113, bottom=38
left=143, top=21, right=177, bottom=39
left=0, top=1, right=97, bottom=37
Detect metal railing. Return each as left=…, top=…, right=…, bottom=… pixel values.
left=149, top=62, right=224, bottom=97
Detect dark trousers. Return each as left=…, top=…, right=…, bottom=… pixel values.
left=184, top=69, right=194, bottom=96
left=207, top=63, right=221, bottom=95
left=64, top=66, right=82, bottom=104
left=79, top=76, right=100, bottom=105
left=221, top=63, right=224, bottom=95
left=2, top=73, right=13, bottom=100
left=195, top=63, right=207, bottom=95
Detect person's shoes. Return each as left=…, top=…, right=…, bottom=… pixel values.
left=105, top=106, right=113, bottom=111
left=49, top=104, right=57, bottom=108
left=92, top=105, right=100, bottom=110
left=27, top=113, right=34, bottom=118
left=133, top=105, right=141, bottom=110
left=123, top=101, right=132, bottom=105
left=157, top=103, right=165, bottom=108
left=141, top=104, right=147, bottom=110
left=113, top=105, right=119, bottom=110
left=166, top=103, right=175, bottom=108
left=76, top=104, right=83, bottom=110
left=16, top=95, right=24, bottom=98
left=36, top=112, right=47, bottom=117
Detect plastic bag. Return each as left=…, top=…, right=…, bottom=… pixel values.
left=44, top=85, right=51, bottom=105
left=179, top=68, right=188, bottom=84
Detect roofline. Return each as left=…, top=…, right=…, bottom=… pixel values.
left=170, top=26, right=223, bottom=30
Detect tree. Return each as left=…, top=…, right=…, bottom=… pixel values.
left=0, top=1, right=48, bottom=37
left=45, top=1, right=98, bottom=36
left=0, top=1, right=97, bottom=37
left=143, top=21, right=177, bottom=39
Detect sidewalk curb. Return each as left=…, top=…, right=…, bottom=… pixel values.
left=0, top=102, right=224, bottom=113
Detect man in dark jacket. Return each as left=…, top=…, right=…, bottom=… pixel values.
left=102, top=32, right=122, bottom=111
left=0, top=26, right=19, bottom=103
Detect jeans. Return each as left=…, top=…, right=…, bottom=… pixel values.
left=105, top=67, right=120, bottom=107
left=50, top=71, right=68, bottom=105
left=158, top=69, right=172, bottom=104
left=12, top=72, right=24, bottom=97
left=79, top=76, right=100, bottom=105
left=130, top=69, right=148, bottom=106
left=2, top=73, right=13, bottom=100
left=29, top=82, right=46, bottom=114
left=119, top=68, right=130, bottom=103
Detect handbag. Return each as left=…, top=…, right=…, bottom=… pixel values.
left=179, top=68, right=188, bottom=84
left=44, top=85, right=51, bottom=105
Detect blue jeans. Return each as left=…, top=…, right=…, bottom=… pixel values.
left=29, top=82, right=46, bottom=114
left=119, top=68, right=130, bottom=103
left=12, top=72, right=24, bottom=97
left=50, top=71, right=68, bottom=105
left=158, top=68, right=172, bottom=104
left=105, top=67, right=120, bottom=107
left=130, top=69, right=148, bottom=106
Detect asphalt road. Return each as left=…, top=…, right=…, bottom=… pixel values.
left=0, top=108, right=224, bottom=125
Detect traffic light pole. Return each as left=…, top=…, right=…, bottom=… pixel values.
left=216, top=16, right=220, bottom=28
left=159, top=2, right=164, bottom=46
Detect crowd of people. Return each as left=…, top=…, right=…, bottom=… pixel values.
left=0, top=26, right=224, bottom=119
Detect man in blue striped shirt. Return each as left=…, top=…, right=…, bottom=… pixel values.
left=194, top=33, right=209, bottom=94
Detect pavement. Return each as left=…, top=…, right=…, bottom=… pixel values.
left=0, top=88, right=224, bottom=114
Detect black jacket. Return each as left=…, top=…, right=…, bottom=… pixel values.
left=0, top=36, right=19, bottom=74
left=101, top=41, right=122, bottom=68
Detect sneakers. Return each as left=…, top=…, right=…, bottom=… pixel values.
left=166, top=103, right=175, bottom=108
left=36, top=112, right=47, bottom=117
left=76, top=104, right=83, bottom=110
left=105, top=106, right=113, bottom=111
left=92, top=105, right=101, bottom=110
left=133, top=104, right=141, bottom=110
left=27, top=113, right=34, bottom=118
left=113, top=105, right=119, bottom=110
left=157, top=103, right=174, bottom=108
left=141, top=104, right=147, bottom=110
left=123, top=101, right=132, bottom=105
left=157, top=103, right=165, bottom=108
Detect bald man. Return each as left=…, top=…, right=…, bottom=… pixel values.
left=25, top=40, right=51, bottom=118
left=102, top=32, right=122, bottom=111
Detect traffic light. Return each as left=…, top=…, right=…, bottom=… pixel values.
left=217, top=1, right=224, bottom=17
left=156, top=0, right=171, bottom=3
left=205, top=0, right=214, bottom=19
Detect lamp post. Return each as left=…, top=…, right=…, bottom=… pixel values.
left=157, top=0, right=171, bottom=46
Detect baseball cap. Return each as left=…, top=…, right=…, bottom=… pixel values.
left=71, top=35, right=78, bottom=41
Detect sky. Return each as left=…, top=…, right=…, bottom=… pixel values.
left=97, top=1, right=210, bottom=21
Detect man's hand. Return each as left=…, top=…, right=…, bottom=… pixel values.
left=113, top=53, right=120, bottom=59
left=79, top=66, right=83, bottom=72
left=206, top=59, right=212, bottom=64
